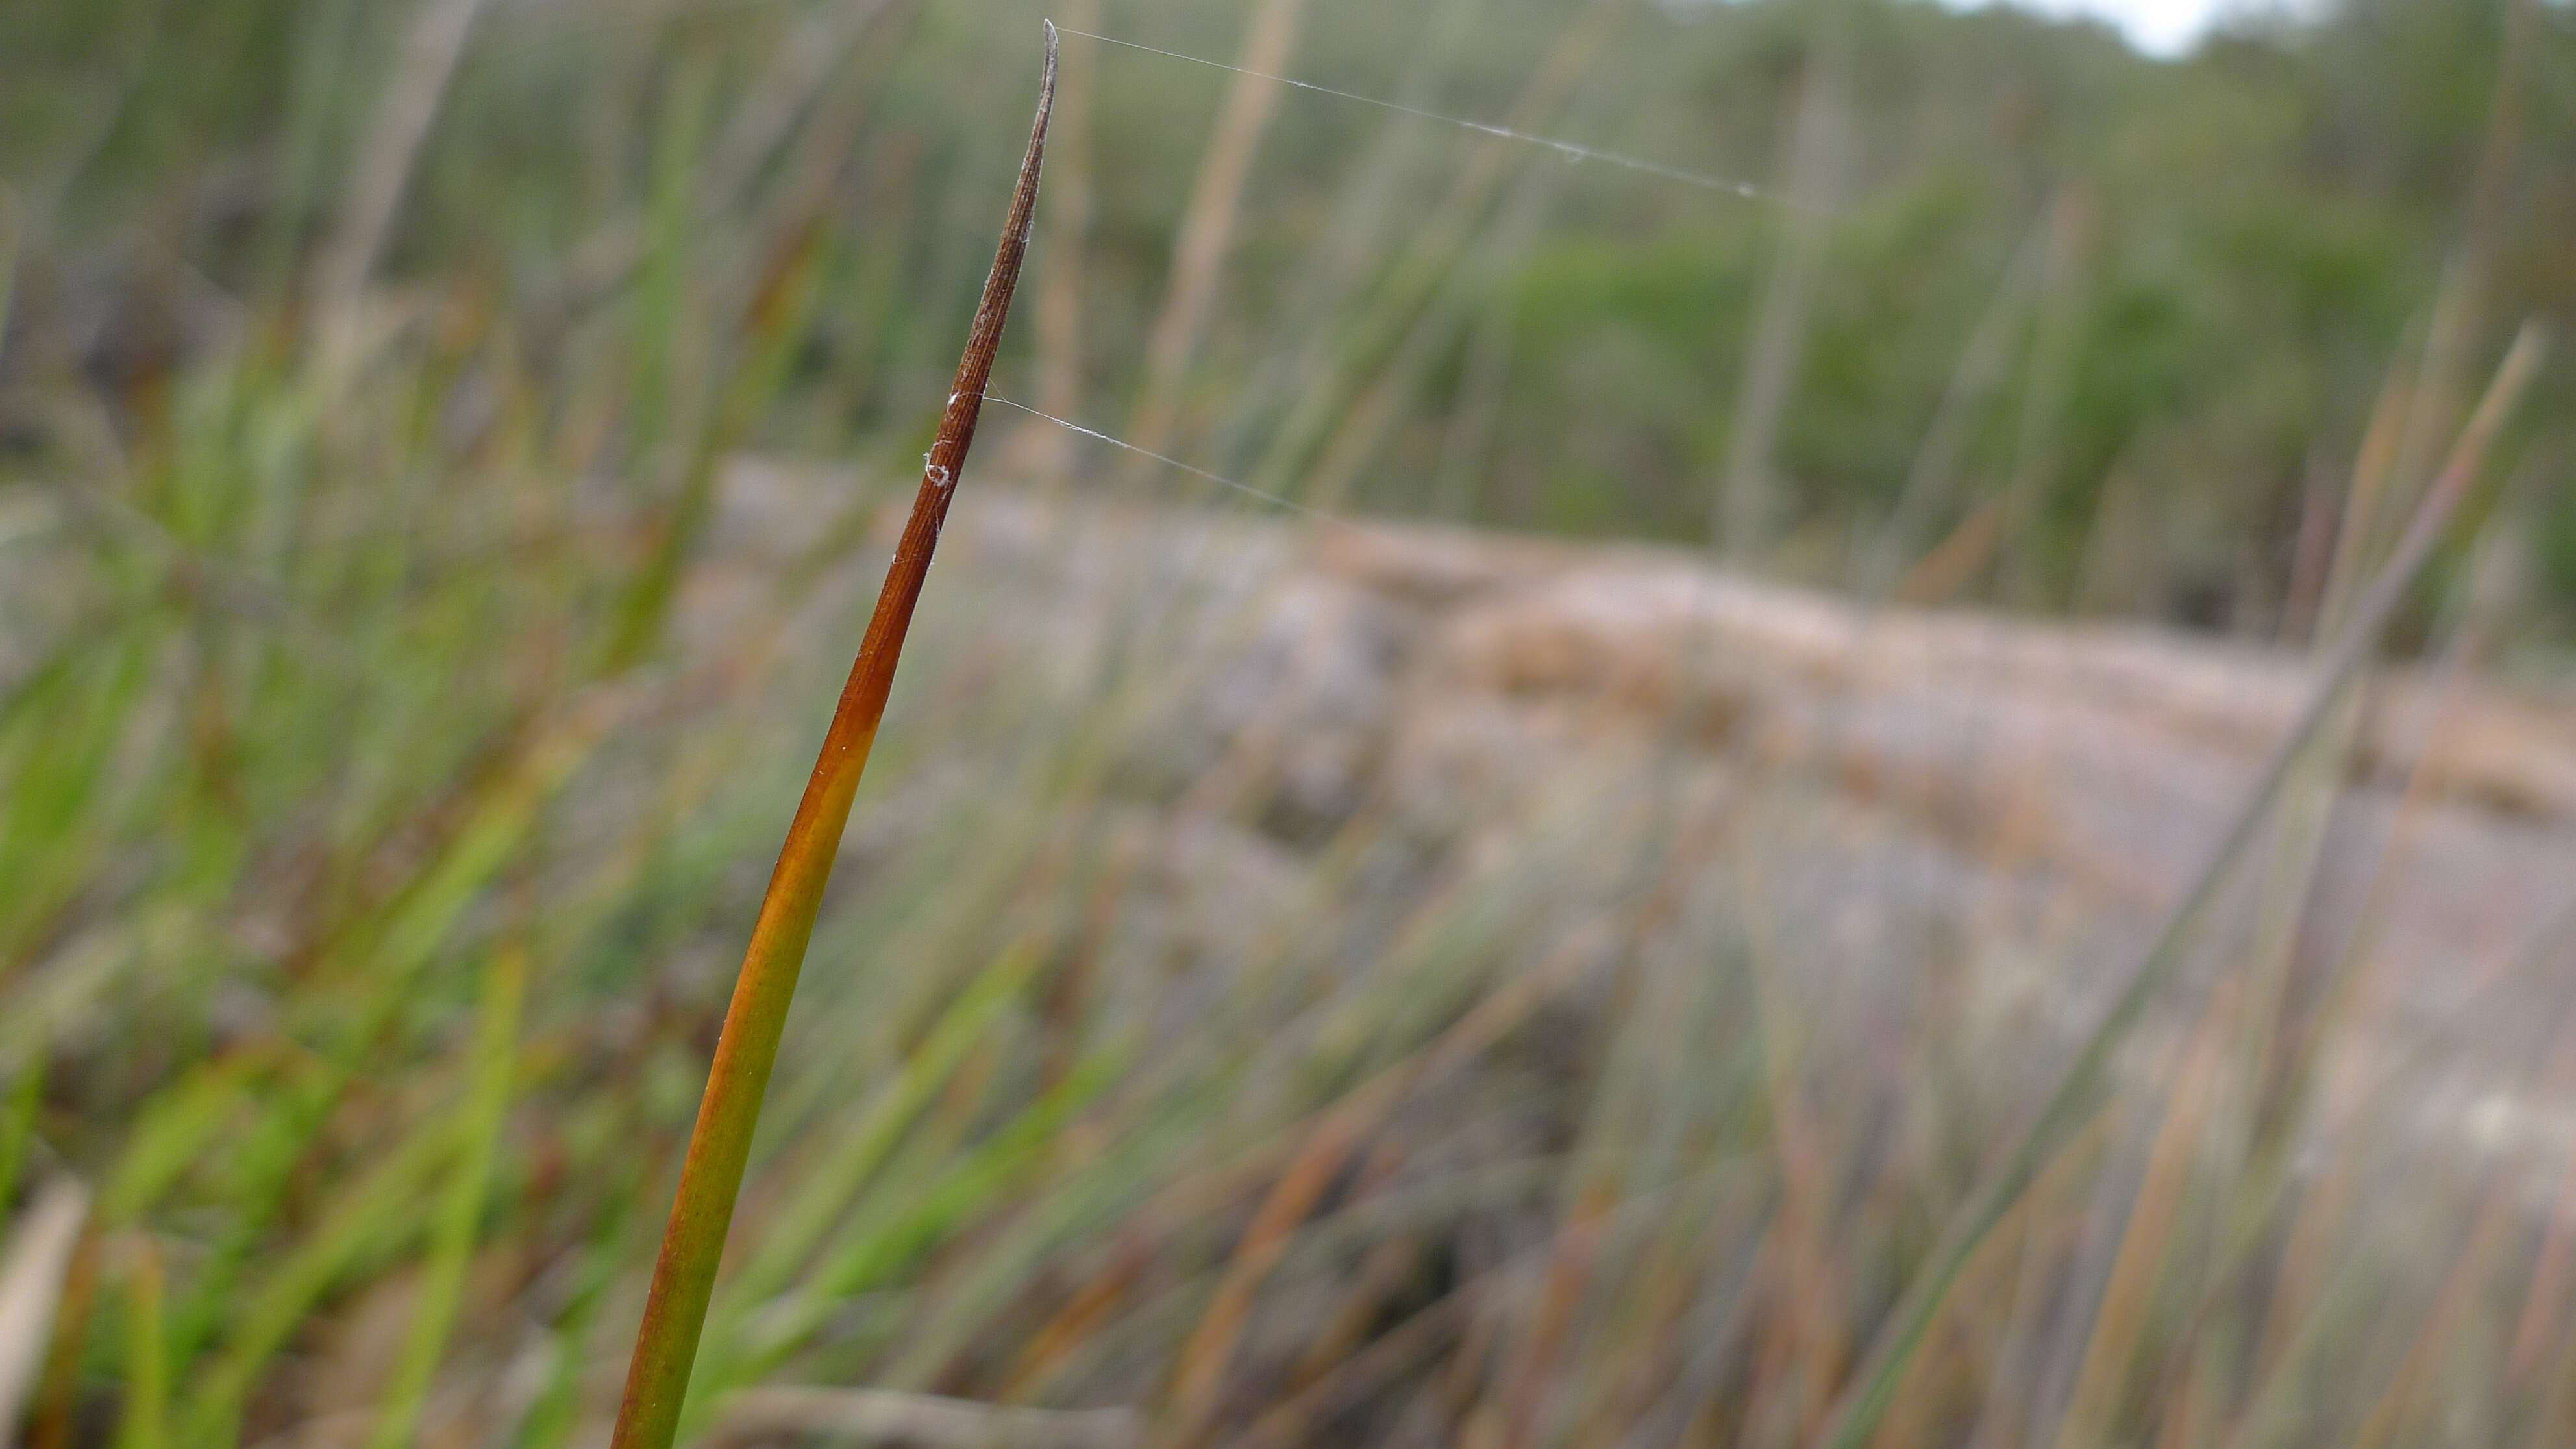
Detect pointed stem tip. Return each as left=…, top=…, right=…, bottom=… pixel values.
left=603, top=36, right=1058, bottom=1449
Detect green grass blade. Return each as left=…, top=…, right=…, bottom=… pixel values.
left=366, top=945, right=527, bottom=1449
left=179, top=1113, right=460, bottom=1447
left=0, top=1054, right=43, bottom=1217
left=116, top=1237, right=168, bottom=1449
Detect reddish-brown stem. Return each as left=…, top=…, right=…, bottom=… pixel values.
left=606, top=27, right=1056, bottom=1449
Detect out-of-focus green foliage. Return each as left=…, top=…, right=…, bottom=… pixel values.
left=2, top=0, right=2570, bottom=630
left=3, top=3, right=2572, bottom=1443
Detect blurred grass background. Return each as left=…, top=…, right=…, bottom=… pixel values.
left=8, top=0, right=2575, bottom=623
left=3, top=0, right=2575, bottom=1444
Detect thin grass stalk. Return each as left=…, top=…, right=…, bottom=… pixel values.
left=179, top=1108, right=459, bottom=1443
left=1158, top=910, right=1602, bottom=1440
left=313, top=0, right=490, bottom=362
left=1430, top=279, right=1516, bottom=521
left=2508, top=1026, right=2576, bottom=1377
left=716, top=1047, right=1127, bottom=1402
left=1218, top=0, right=1488, bottom=478
left=1245, top=0, right=1620, bottom=504
left=2318, top=304, right=2440, bottom=642
left=736, top=940, right=1046, bottom=1289
left=1817, top=321, right=2547, bottom=1449
left=515, top=1166, right=649, bottom=1449
left=366, top=943, right=527, bottom=1449
left=2369, top=1, right=2532, bottom=528
left=2225, top=910, right=2576, bottom=1449
left=0, top=197, right=19, bottom=349
left=1122, top=0, right=1309, bottom=464
left=137, top=700, right=614, bottom=1383
left=1002, top=908, right=1590, bottom=1404
left=2207, top=501, right=2534, bottom=1383
left=1738, top=878, right=1848, bottom=1443
left=2075, top=423, right=2540, bottom=1446
left=604, top=220, right=828, bottom=670
left=2141, top=309, right=2455, bottom=1421
left=2279, top=445, right=2346, bottom=642
left=1951, top=1116, right=2120, bottom=1449
left=2347, top=1150, right=2528, bottom=1448
left=1001, top=0, right=1097, bottom=484
left=1287, top=1224, right=1419, bottom=1388
left=1717, top=29, right=1847, bottom=560
left=2205, top=895, right=2576, bottom=1449
left=1161, top=1096, right=1370, bottom=1444
left=1300, top=148, right=1563, bottom=517
left=604, top=30, right=1056, bottom=1449
left=1240, top=1280, right=1481, bottom=1449
left=700, top=0, right=900, bottom=210
left=2526, top=1301, right=2576, bottom=1449
left=1859, top=209, right=2049, bottom=599
left=114, top=1235, right=166, bottom=1449
left=0, top=1054, right=42, bottom=1217
left=536, top=0, right=911, bottom=329
left=2048, top=984, right=2237, bottom=1448
left=1996, top=188, right=2091, bottom=606
left=2278, top=318, right=2418, bottom=641
left=1892, top=494, right=2006, bottom=604
left=2211, top=343, right=2436, bottom=1381
left=2055, top=467, right=2518, bottom=1435
left=627, top=56, right=717, bottom=498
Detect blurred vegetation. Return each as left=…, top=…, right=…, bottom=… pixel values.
left=3, top=0, right=2575, bottom=1444
left=5, top=0, right=2572, bottom=632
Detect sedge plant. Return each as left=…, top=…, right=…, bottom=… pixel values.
left=606, top=25, right=1058, bottom=1449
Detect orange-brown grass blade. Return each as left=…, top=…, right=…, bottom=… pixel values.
left=606, top=27, right=1057, bottom=1449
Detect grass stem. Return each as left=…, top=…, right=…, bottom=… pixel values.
left=603, top=25, right=1057, bottom=1449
